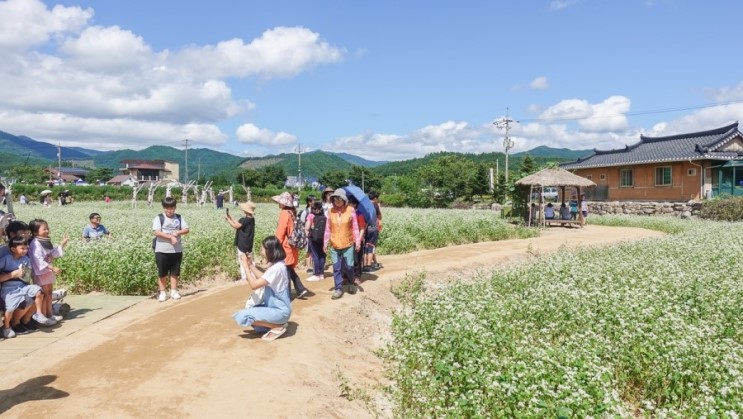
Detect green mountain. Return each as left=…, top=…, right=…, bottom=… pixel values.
left=513, top=145, right=593, bottom=160
left=0, top=129, right=597, bottom=182
left=239, top=150, right=353, bottom=178
left=0, top=130, right=95, bottom=160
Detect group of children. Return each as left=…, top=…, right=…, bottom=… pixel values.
left=0, top=219, right=68, bottom=339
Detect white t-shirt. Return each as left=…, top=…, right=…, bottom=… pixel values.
left=262, top=261, right=289, bottom=295
left=152, top=214, right=189, bottom=253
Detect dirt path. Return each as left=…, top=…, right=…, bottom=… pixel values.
left=0, top=225, right=664, bottom=418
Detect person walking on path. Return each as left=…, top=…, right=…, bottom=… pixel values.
left=152, top=197, right=189, bottom=302
left=324, top=189, right=361, bottom=300
left=225, top=202, right=256, bottom=282
left=232, top=236, right=291, bottom=341
left=273, top=192, right=309, bottom=299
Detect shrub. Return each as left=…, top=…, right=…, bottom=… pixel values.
left=699, top=195, right=743, bottom=222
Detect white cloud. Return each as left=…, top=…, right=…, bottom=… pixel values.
left=173, top=27, right=345, bottom=80
left=707, top=81, right=743, bottom=102
left=0, top=1, right=343, bottom=152
left=549, top=0, right=581, bottom=11
left=236, top=123, right=297, bottom=146
left=539, top=96, right=630, bottom=132
left=0, top=0, right=92, bottom=50
left=0, top=109, right=228, bottom=150
left=529, top=76, right=549, bottom=90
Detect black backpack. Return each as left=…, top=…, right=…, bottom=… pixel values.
left=310, top=214, right=326, bottom=241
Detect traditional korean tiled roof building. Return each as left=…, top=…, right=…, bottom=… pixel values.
left=560, top=122, right=743, bottom=201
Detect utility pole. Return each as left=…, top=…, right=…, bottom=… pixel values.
left=297, top=143, right=303, bottom=191
left=197, top=158, right=201, bottom=182
left=183, top=139, right=189, bottom=183
left=57, top=143, right=62, bottom=183
left=493, top=108, right=518, bottom=183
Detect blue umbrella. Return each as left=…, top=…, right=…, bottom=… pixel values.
left=343, top=185, right=376, bottom=224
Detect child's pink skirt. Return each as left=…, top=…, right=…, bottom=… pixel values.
left=33, top=271, right=56, bottom=286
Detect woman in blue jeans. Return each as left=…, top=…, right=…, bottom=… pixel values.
left=232, top=236, right=291, bottom=341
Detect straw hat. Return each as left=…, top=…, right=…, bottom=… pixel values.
left=330, top=188, right=348, bottom=203
left=271, top=191, right=295, bottom=208
left=239, top=201, right=256, bottom=215
left=321, top=186, right=334, bottom=197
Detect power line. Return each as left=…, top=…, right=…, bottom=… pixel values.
left=518, top=99, right=743, bottom=123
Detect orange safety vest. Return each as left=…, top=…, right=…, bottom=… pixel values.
left=329, top=205, right=356, bottom=250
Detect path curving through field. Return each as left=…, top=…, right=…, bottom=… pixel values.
left=0, top=225, right=664, bottom=418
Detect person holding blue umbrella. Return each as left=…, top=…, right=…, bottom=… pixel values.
left=324, top=189, right=361, bottom=300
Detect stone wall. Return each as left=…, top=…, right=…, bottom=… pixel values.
left=587, top=201, right=703, bottom=219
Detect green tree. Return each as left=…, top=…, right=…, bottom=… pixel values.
left=8, top=165, right=47, bottom=184
left=473, top=164, right=491, bottom=198
left=319, top=169, right=349, bottom=189
left=260, top=165, right=287, bottom=188
left=87, top=167, right=114, bottom=184
left=239, top=168, right=264, bottom=188
left=348, top=165, right=383, bottom=192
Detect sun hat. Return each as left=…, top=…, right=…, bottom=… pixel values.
left=272, top=192, right=295, bottom=208
left=330, top=188, right=348, bottom=203
left=239, top=201, right=256, bottom=215
left=321, top=186, right=334, bottom=196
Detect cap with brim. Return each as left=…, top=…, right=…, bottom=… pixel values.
left=271, top=192, right=295, bottom=208
left=330, top=188, right=348, bottom=203
left=239, top=201, right=256, bottom=215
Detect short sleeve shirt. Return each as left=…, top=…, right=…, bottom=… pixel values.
left=152, top=214, right=188, bottom=253
left=0, top=254, right=32, bottom=284
left=262, top=261, right=289, bottom=295
left=235, top=216, right=255, bottom=253
left=83, top=224, right=109, bottom=240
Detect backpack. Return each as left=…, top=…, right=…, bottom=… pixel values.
left=287, top=213, right=308, bottom=249
left=152, top=213, right=181, bottom=250
left=310, top=213, right=326, bottom=241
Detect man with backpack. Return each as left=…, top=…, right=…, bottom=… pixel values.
left=152, top=197, right=189, bottom=302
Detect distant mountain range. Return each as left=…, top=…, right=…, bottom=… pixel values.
left=0, top=130, right=593, bottom=180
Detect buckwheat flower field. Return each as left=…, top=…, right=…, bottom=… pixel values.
left=12, top=202, right=529, bottom=295
left=385, top=216, right=743, bottom=417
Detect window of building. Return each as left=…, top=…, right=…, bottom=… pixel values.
left=586, top=175, right=593, bottom=181
left=599, top=174, right=606, bottom=181
left=620, top=169, right=634, bottom=187
left=655, top=166, right=672, bottom=186
left=687, top=168, right=696, bottom=176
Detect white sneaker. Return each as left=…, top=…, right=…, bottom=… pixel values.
left=45, top=316, right=58, bottom=326
left=306, top=274, right=323, bottom=282
left=52, top=289, right=67, bottom=301
left=157, top=291, right=167, bottom=302
left=3, top=327, right=16, bottom=338
left=32, top=312, right=54, bottom=326
left=170, top=290, right=181, bottom=300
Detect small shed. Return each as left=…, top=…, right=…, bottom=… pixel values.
left=516, top=168, right=596, bottom=227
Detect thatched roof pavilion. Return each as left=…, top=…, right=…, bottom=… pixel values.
left=515, top=168, right=596, bottom=227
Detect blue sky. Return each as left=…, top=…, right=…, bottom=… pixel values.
left=1, top=0, right=742, bottom=161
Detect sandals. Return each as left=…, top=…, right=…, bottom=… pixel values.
left=261, top=324, right=288, bottom=342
